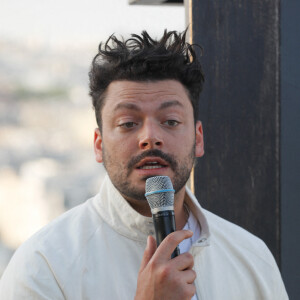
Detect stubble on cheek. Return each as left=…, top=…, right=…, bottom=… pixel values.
left=101, top=144, right=147, bottom=200
left=101, top=141, right=196, bottom=203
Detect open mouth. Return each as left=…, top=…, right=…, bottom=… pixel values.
left=137, top=161, right=166, bottom=170
left=136, top=158, right=168, bottom=170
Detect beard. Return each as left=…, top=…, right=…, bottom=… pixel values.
left=102, top=144, right=196, bottom=202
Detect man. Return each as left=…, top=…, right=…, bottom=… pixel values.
left=0, top=30, right=288, bottom=299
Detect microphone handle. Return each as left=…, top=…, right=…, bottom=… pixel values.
left=152, top=210, right=180, bottom=258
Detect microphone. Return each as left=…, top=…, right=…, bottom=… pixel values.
left=145, top=176, right=180, bottom=258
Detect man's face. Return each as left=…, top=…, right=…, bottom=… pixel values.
left=94, top=80, right=204, bottom=207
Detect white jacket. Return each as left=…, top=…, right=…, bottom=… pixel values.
left=0, top=175, right=288, bottom=299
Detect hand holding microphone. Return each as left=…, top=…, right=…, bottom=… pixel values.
left=134, top=176, right=196, bottom=300
left=145, top=176, right=180, bottom=258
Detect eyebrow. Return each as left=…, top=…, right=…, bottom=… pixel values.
left=113, top=100, right=183, bottom=112
left=113, top=103, right=141, bottom=112
left=159, top=100, right=184, bottom=110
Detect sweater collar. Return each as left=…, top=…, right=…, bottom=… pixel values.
left=93, top=174, right=210, bottom=246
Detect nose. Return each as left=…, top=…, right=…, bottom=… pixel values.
left=138, top=120, right=163, bottom=150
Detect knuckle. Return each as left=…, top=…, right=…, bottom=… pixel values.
left=187, top=252, right=193, bottom=259
left=184, top=252, right=193, bottom=261
left=182, top=252, right=194, bottom=267
left=158, top=265, right=172, bottom=280
left=148, top=259, right=158, bottom=271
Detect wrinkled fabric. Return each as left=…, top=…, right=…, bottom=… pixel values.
left=0, top=174, right=288, bottom=299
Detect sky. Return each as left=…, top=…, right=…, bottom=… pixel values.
left=0, top=0, right=185, bottom=46
left=0, top=0, right=186, bottom=256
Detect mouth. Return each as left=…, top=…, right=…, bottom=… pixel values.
left=136, top=158, right=168, bottom=170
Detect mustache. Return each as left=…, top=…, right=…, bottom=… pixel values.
left=127, top=149, right=177, bottom=171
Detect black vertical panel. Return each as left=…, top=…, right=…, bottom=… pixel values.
left=281, top=0, right=300, bottom=298
left=192, top=1, right=281, bottom=264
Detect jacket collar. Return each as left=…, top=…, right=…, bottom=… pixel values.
left=93, top=174, right=210, bottom=246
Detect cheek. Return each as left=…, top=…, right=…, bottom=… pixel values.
left=176, top=127, right=195, bottom=147
left=105, top=135, right=136, bottom=159
left=178, top=138, right=196, bottom=159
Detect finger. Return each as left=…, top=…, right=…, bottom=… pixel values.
left=154, top=230, right=193, bottom=261
left=170, top=252, right=194, bottom=271
left=185, top=282, right=197, bottom=299
left=182, top=269, right=197, bottom=284
left=139, top=235, right=157, bottom=272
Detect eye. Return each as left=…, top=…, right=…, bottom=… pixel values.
left=163, top=120, right=180, bottom=127
left=119, top=122, right=137, bottom=129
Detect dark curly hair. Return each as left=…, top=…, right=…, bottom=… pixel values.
left=89, top=29, right=204, bottom=130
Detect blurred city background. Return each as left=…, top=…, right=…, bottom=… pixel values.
left=0, top=0, right=185, bottom=276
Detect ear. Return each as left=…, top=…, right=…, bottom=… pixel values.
left=195, top=121, right=204, bottom=157
left=94, top=128, right=103, bottom=163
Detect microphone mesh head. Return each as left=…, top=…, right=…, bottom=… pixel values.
left=145, top=176, right=174, bottom=210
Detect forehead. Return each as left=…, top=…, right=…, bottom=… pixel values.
left=102, top=80, right=193, bottom=112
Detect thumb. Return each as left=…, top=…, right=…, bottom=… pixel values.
left=139, top=236, right=157, bottom=272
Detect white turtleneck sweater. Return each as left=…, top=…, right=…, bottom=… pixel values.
left=0, top=174, right=288, bottom=299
